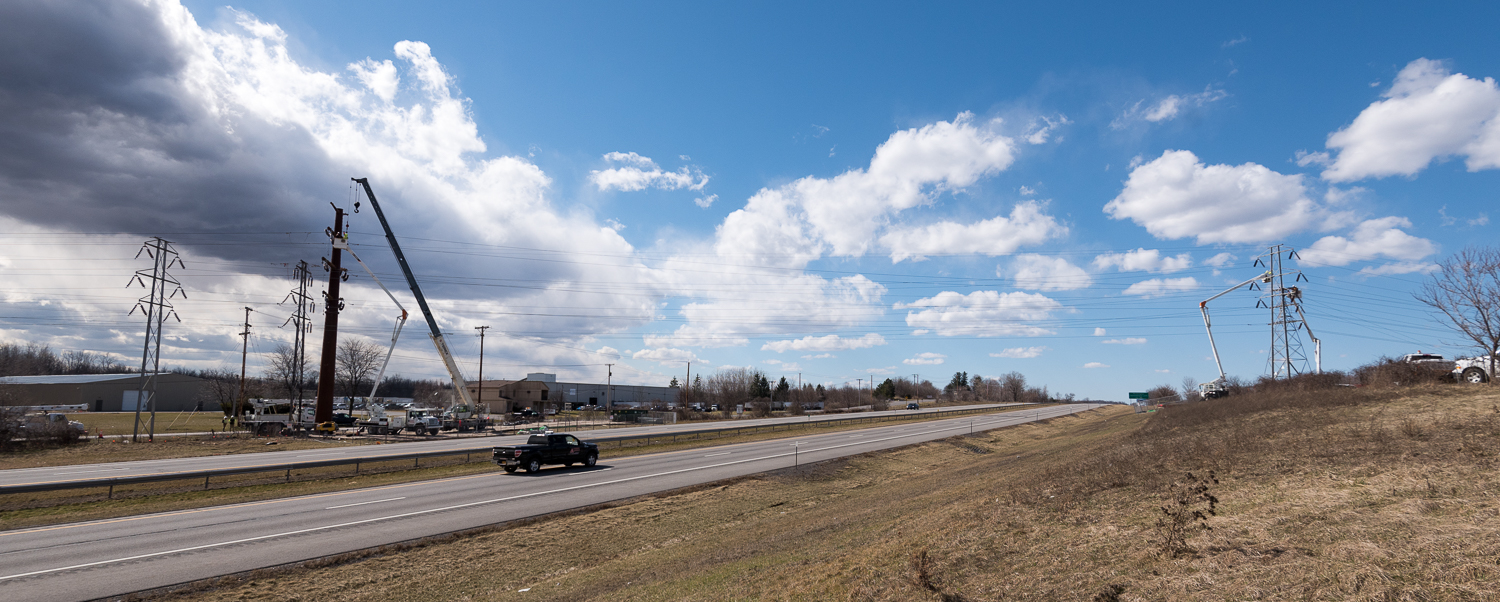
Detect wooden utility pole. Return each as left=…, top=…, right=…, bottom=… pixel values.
left=314, top=204, right=346, bottom=424
left=475, top=325, right=489, bottom=412
left=236, top=307, right=252, bottom=423
left=605, top=364, right=613, bottom=412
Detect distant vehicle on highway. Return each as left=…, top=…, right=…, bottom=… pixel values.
left=906, top=402, right=921, bottom=410
left=493, top=433, right=598, bottom=473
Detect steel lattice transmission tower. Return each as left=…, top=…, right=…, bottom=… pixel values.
left=128, top=237, right=184, bottom=442
left=1255, top=244, right=1317, bottom=380
left=279, top=260, right=316, bottom=420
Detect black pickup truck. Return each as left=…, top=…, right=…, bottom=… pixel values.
left=493, top=433, right=599, bottom=473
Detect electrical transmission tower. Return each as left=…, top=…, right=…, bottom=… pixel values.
left=1254, top=244, right=1315, bottom=380
left=127, top=237, right=184, bottom=442
left=280, top=260, right=315, bottom=420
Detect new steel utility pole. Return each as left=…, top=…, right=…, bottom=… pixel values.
left=314, top=204, right=348, bottom=424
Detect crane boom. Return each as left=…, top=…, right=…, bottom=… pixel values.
left=352, top=178, right=476, bottom=408
left=1200, top=271, right=1273, bottom=384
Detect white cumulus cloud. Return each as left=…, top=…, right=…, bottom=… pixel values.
left=1102, top=338, right=1148, bottom=345
left=761, top=333, right=887, bottom=353
left=1123, top=277, right=1200, bottom=298
left=1205, top=252, right=1237, bottom=268
left=903, top=352, right=947, bottom=366
left=716, top=112, right=1040, bottom=267
left=1323, top=58, right=1500, bottom=182
left=589, top=152, right=709, bottom=192
left=991, top=346, right=1048, bottom=358
left=897, top=291, right=1062, bottom=337
left=1105, top=150, right=1318, bottom=244
left=631, top=347, right=700, bottom=365
left=1300, top=217, right=1438, bottom=269
left=1083, top=362, right=1110, bottom=369
left=1093, top=248, right=1192, bottom=273
left=1007, top=254, right=1092, bottom=291
left=882, top=201, right=1067, bottom=262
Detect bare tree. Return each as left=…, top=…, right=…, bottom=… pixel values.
left=1000, top=372, right=1026, bottom=403
left=1415, top=247, right=1500, bottom=384
left=1180, top=376, right=1200, bottom=402
left=335, top=339, right=383, bottom=398
left=196, top=368, right=240, bottom=416
left=265, top=342, right=310, bottom=401
left=1148, top=383, right=1180, bottom=403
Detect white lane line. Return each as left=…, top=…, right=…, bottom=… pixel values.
left=49, top=468, right=128, bottom=476
left=325, top=497, right=405, bottom=510
left=0, top=406, right=1102, bottom=582
left=703, top=452, right=731, bottom=457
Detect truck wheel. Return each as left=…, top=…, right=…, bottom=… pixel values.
left=585, top=454, right=598, bottom=467
left=527, top=458, right=542, bottom=473
left=1463, top=368, right=1488, bottom=383
left=503, top=466, right=517, bottom=473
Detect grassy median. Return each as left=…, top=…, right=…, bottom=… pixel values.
left=145, top=383, right=1500, bottom=601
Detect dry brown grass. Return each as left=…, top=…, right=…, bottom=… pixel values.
left=148, top=381, right=1500, bottom=602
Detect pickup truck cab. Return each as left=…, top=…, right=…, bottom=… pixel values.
left=493, top=433, right=599, bottom=473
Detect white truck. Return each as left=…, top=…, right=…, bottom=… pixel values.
left=1453, top=354, right=1496, bottom=384
left=12, top=406, right=88, bottom=437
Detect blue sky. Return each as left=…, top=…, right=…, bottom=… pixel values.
left=1, top=0, right=1498, bottom=400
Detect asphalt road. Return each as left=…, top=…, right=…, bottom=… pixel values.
left=0, top=403, right=1105, bottom=601
left=0, top=404, right=1026, bottom=489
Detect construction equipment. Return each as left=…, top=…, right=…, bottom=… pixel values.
left=1198, top=271, right=1273, bottom=399
left=331, top=231, right=409, bottom=403
left=351, top=178, right=477, bottom=410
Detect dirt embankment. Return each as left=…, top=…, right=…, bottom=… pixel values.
left=159, top=384, right=1500, bottom=601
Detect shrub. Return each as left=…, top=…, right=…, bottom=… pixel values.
left=1153, top=470, right=1219, bottom=557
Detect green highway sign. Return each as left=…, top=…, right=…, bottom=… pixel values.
left=1128, top=392, right=1149, bottom=400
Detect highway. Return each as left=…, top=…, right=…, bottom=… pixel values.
left=0, top=403, right=1104, bottom=601
left=0, top=404, right=1024, bottom=490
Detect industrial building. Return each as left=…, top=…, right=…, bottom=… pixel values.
left=0, top=373, right=208, bottom=412
left=465, top=372, right=678, bottom=414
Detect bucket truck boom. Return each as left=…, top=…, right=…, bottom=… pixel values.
left=352, top=178, right=475, bottom=409
left=1199, top=271, right=1272, bottom=398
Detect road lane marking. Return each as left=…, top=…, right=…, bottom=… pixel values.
left=49, top=468, right=129, bottom=476
left=703, top=452, right=731, bottom=457
left=325, top=497, right=405, bottom=510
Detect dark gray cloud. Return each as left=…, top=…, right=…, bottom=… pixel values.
left=0, top=0, right=338, bottom=260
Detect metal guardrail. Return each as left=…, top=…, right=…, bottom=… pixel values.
left=0, top=405, right=1020, bottom=497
